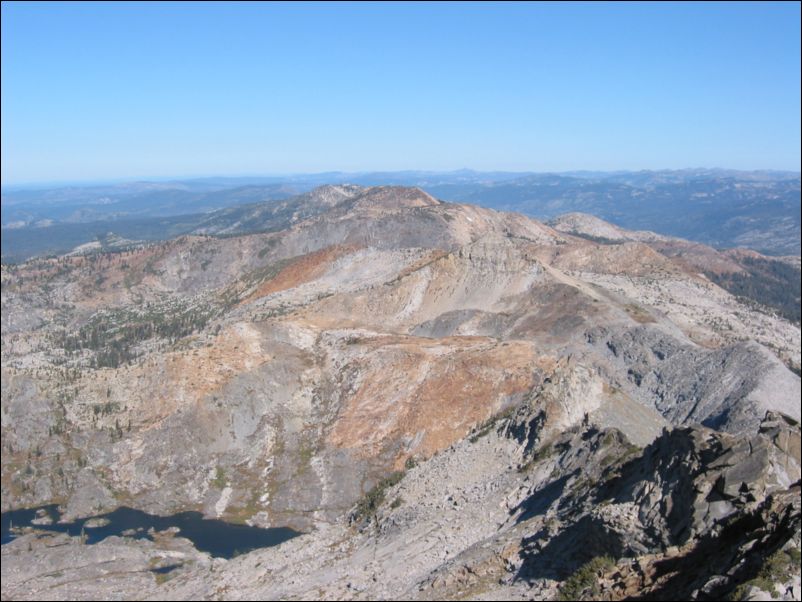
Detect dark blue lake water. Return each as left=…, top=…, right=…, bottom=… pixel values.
left=1, top=504, right=300, bottom=559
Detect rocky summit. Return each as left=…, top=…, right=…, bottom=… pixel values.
left=2, top=185, right=800, bottom=600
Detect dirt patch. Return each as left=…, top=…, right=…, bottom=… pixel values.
left=326, top=337, right=546, bottom=464
left=243, top=244, right=360, bottom=304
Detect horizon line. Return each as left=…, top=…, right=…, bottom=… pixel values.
left=4, top=166, right=801, bottom=191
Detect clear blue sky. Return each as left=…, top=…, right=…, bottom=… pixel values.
left=2, top=1, right=800, bottom=184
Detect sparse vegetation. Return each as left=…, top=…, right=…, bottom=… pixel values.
left=93, top=401, right=120, bottom=416
left=154, top=571, right=174, bottom=585
left=352, top=471, right=405, bottom=522
left=295, top=441, right=316, bottom=476
left=728, top=548, right=799, bottom=600
left=707, top=257, right=801, bottom=324
left=257, top=241, right=278, bottom=259
left=51, top=298, right=222, bottom=368
left=624, top=302, right=656, bottom=324
left=212, top=466, right=227, bottom=489
left=557, top=555, right=616, bottom=601
left=566, top=232, right=621, bottom=246
left=469, top=406, right=517, bottom=443
left=518, top=442, right=554, bottom=472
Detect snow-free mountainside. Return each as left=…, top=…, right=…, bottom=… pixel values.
left=2, top=185, right=800, bottom=600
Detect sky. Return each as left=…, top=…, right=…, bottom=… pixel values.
left=1, top=1, right=800, bottom=185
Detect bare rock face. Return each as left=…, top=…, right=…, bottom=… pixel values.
left=585, top=325, right=802, bottom=433
left=1, top=185, right=800, bottom=600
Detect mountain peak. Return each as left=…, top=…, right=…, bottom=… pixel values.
left=549, top=212, right=673, bottom=243
left=302, top=184, right=364, bottom=206
left=351, top=185, right=440, bottom=210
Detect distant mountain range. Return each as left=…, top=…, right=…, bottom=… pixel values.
left=2, top=169, right=800, bottom=262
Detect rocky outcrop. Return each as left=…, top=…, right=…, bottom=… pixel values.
left=585, top=325, right=801, bottom=433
